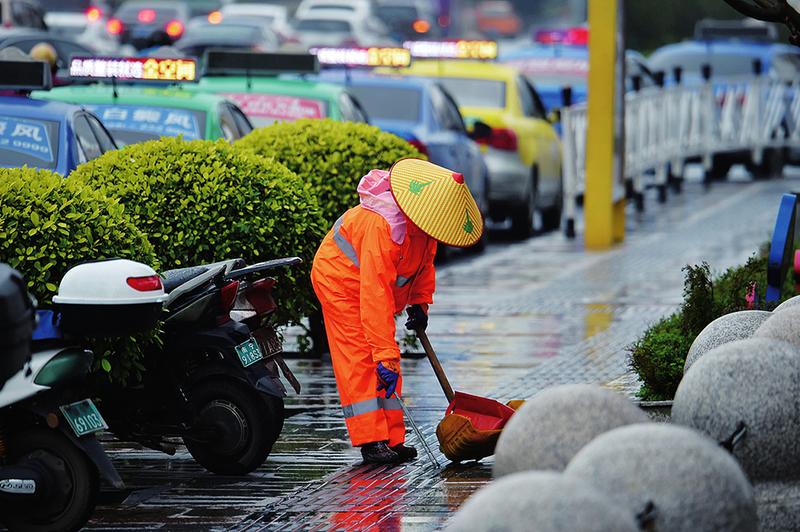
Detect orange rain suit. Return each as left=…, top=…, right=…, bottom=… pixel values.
left=311, top=205, right=437, bottom=447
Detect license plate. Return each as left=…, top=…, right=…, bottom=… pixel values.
left=60, top=399, right=108, bottom=437
left=235, top=337, right=264, bottom=367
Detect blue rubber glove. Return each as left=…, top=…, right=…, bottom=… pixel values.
left=376, top=361, right=400, bottom=399
left=405, top=304, right=428, bottom=331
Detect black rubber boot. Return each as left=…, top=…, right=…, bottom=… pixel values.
left=391, top=444, right=418, bottom=462
left=361, top=441, right=400, bottom=464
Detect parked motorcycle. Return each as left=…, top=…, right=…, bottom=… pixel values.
left=0, top=263, right=124, bottom=532
left=68, top=257, right=303, bottom=475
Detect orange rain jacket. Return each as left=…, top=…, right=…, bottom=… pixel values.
left=313, top=206, right=437, bottom=363
left=311, top=204, right=436, bottom=446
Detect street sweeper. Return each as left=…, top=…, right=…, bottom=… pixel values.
left=311, top=158, right=484, bottom=464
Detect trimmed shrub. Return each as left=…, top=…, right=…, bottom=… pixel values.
left=70, top=137, right=326, bottom=327
left=629, top=253, right=796, bottom=400
left=235, top=118, right=424, bottom=225
left=0, top=167, right=157, bottom=380
left=69, top=138, right=324, bottom=324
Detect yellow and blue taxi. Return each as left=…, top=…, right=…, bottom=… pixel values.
left=395, top=41, right=563, bottom=235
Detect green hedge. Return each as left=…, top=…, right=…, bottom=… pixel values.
left=70, top=137, right=326, bottom=327
left=0, top=167, right=157, bottom=380
left=235, top=119, right=424, bottom=225
left=629, top=253, right=795, bottom=400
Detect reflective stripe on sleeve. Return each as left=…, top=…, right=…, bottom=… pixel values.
left=332, top=215, right=360, bottom=268
left=396, top=275, right=413, bottom=287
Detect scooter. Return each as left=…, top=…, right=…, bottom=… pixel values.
left=82, top=257, right=302, bottom=475
left=0, top=265, right=123, bottom=532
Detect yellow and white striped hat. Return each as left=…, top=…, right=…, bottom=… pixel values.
left=389, top=158, right=484, bottom=247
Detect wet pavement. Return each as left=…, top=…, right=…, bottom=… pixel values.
left=87, top=174, right=794, bottom=530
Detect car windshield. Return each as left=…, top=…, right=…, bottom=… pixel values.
left=649, top=50, right=757, bottom=78
left=347, top=86, right=421, bottom=121
left=437, top=78, right=506, bottom=108
left=183, top=23, right=260, bottom=40
left=46, top=0, right=93, bottom=12
left=0, top=116, right=59, bottom=170
left=295, top=19, right=351, bottom=32
left=85, top=105, right=205, bottom=146
left=221, top=92, right=328, bottom=127
left=376, top=5, right=417, bottom=22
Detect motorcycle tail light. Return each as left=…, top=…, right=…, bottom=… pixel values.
left=126, top=275, right=163, bottom=292
left=220, top=280, right=240, bottom=313
left=245, top=278, right=277, bottom=316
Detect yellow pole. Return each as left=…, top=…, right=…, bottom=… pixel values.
left=585, top=0, right=625, bottom=249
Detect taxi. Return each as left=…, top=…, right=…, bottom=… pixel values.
left=185, top=51, right=368, bottom=127
left=396, top=41, right=563, bottom=235
left=31, top=56, right=252, bottom=146
left=0, top=59, right=118, bottom=176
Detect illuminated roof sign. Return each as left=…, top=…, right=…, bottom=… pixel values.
left=312, top=47, right=412, bottom=68
left=403, top=40, right=498, bottom=60
left=69, top=57, right=198, bottom=82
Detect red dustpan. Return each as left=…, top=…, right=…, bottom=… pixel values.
left=415, top=330, right=520, bottom=462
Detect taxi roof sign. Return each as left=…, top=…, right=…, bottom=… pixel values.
left=69, top=56, right=198, bottom=82
left=203, top=51, right=319, bottom=77
left=312, top=47, right=411, bottom=68
left=403, top=40, right=498, bottom=60
left=0, top=60, right=52, bottom=91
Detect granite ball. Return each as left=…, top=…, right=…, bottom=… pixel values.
left=774, top=295, right=800, bottom=313
left=493, top=384, right=649, bottom=477
left=673, top=337, right=800, bottom=480
left=565, top=423, right=757, bottom=532
left=753, top=306, right=800, bottom=350
left=684, top=310, right=771, bottom=373
left=446, top=471, right=639, bottom=532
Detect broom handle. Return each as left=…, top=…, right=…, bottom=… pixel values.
left=416, top=329, right=455, bottom=403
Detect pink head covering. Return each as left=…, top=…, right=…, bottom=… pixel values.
left=357, top=169, right=407, bottom=245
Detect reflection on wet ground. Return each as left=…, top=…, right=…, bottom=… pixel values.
left=87, top=178, right=792, bottom=530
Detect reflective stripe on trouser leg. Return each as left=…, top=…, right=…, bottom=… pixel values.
left=315, top=294, right=406, bottom=446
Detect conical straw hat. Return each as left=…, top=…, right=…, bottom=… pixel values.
left=389, top=158, right=484, bottom=247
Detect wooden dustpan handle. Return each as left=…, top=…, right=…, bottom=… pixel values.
left=416, top=329, right=455, bottom=403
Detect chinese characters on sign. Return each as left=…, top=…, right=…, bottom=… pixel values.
left=313, top=47, right=411, bottom=68
left=0, top=116, right=53, bottom=162
left=69, top=57, right=197, bottom=82
left=87, top=105, right=202, bottom=140
left=223, top=93, right=326, bottom=126
left=403, top=40, right=498, bottom=60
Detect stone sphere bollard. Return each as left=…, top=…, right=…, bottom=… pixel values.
left=446, top=471, right=639, bottom=532
left=753, top=306, right=800, bottom=350
left=493, top=384, right=649, bottom=477
left=565, top=423, right=757, bottom=532
left=774, top=295, right=800, bottom=313
left=684, top=310, right=771, bottom=373
left=673, top=337, right=800, bottom=480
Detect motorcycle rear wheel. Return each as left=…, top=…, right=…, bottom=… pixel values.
left=1, top=427, right=99, bottom=532
left=184, top=379, right=284, bottom=475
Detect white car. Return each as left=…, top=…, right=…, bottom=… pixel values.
left=293, top=9, right=394, bottom=49
left=219, top=3, right=292, bottom=41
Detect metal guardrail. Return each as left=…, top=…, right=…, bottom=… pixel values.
left=561, top=76, right=800, bottom=237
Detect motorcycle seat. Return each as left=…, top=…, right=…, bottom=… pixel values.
left=161, top=266, right=210, bottom=293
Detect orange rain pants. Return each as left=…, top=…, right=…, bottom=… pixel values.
left=311, top=205, right=436, bottom=447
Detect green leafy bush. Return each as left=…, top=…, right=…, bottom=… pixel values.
left=629, top=252, right=796, bottom=400
left=0, top=167, right=157, bottom=380
left=70, top=137, right=326, bottom=326
left=235, top=118, right=423, bottom=225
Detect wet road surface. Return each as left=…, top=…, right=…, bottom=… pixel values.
left=86, top=175, right=793, bottom=530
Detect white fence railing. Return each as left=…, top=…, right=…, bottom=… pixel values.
left=562, top=76, right=800, bottom=237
